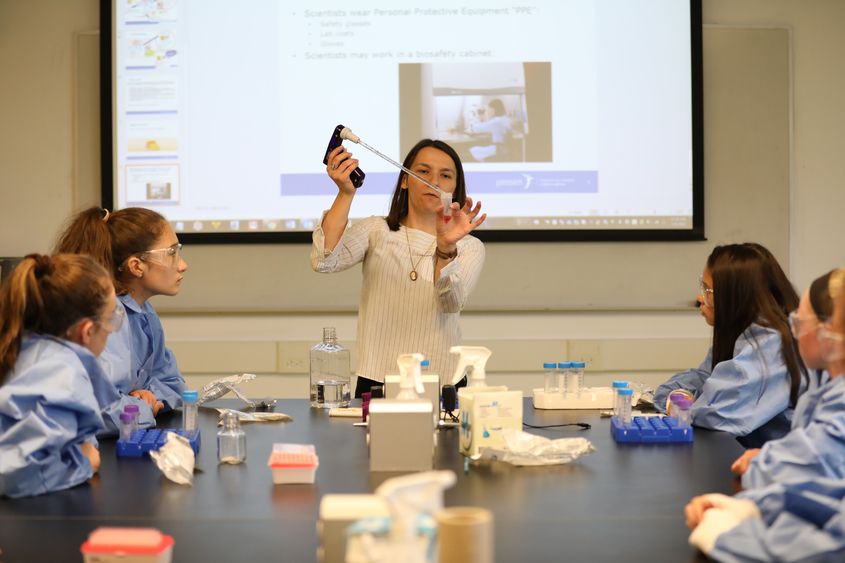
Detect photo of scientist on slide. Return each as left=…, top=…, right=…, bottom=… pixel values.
left=398, top=62, right=553, bottom=164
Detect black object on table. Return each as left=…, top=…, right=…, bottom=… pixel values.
left=0, top=399, right=742, bottom=562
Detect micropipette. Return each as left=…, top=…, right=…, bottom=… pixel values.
left=339, top=127, right=454, bottom=215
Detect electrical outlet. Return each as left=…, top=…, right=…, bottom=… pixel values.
left=277, top=342, right=311, bottom=374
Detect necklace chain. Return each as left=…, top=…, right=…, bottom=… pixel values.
left=404, top=226, right=435, bottom=282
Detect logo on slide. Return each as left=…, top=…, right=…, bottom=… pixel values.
left=521, top=174, right=534, bottom=190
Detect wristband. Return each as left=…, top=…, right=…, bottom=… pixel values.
left=435, top=247, right=458, bottom=260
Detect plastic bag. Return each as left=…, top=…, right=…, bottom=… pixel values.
left=478, top=429, right=595, bottom=466
left=149, top=433, right=195, bottom=485
left=197, top=373, right=256, bottom=406
left=215, top=408, right=292, bottom=424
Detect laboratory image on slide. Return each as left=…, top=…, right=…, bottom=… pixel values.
left=398, top=62, right=552, bottom=164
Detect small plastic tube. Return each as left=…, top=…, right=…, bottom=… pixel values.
left=618, top=388, right=634, bottom=425
left=612, top=380, right=629, bottom=417
left=440, top=191, right=453, bottom=216
left=182, top=390, right=199, bottom=432
left=119, top=412, right=134, bottom=442
left=123, top=403, right=140, bottom=422
left=543, top=362, right=558, bottom=394
left=571, top=361, right=586, bottom=396
left=421, top=359, right=430, bottom=372
left=558, top=362, right=571, bottom=396
left=672, top=396, right=693, bottom=429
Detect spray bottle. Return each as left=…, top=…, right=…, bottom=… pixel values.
left=396, top=353, right=425, bottom=400
left=451, top=346, right=523, bottom=458
left=345, top=470, right=457, bottom=563
left=368, top=354, right=436, bottom=471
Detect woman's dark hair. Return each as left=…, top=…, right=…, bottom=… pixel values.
left=488, top=98, right=506, bottom=117
left=743, top=242, right=799, bottom=314
left=0, top=254, right=111, bottom=383
left=54, top=206, right=168, bottom=294
left=808, top=269, right=841, bottom=322
left=385, top=139, right=466, bottom=231
left=707, top=244, right=806, bottom=405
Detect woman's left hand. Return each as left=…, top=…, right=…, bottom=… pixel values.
left=435, top=196, right=487, bottom=253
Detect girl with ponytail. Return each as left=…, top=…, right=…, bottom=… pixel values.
left=0, top=254, right=121, bottom=497
left=55, top=207, right=187, bottom=435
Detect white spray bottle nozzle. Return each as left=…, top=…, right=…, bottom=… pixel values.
left=375, top=470, right=457, bottom=546
left=450, top=346, right=492, bottom=387
left=396, top=353, right=425, bottom=399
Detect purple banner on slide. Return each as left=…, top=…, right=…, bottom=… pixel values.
left=280, top=170, right=598, bottom=196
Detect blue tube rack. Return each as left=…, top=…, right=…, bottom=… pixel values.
left=610, top=416, right=693, bottom=443
left=116, top=428, right=201, bottom=457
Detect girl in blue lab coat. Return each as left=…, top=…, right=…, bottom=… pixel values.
left=687, top=478, right=845, bottom=561
left=0, top=254, right=121, bottom=497
left=731, top=269, right=845, bottom=488
left=55, top=207, right=188, bottom=436
left=653, top=244, right=805, bottom=441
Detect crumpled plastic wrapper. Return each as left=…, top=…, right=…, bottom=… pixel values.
left=198, top=373, right=256, bottom=406
left=215, top=408, right=292, bottom=424
left=478, top=429, right=595, bottom=466
left=149, top=432, right=195, bottom=485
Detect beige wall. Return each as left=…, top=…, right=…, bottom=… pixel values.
left=2, top=1, right=844, bottom=394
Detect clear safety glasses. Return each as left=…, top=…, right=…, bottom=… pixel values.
left=100, top=303, right=126, bottom=333
left=140, top=243, right=183, bottom=269
left=788, top=311, right=820, bottom=339
left=818, top=326, right=845, bottom=362
left=697, top=276, right=714, bottom=307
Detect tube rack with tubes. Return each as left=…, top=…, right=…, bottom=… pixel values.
left=610, top=416, right=694, bottom=443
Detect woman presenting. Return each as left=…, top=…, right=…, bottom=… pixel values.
left=312, top=139, right=486, bottom=395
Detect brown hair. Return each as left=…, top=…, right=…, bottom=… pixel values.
left=0, top=254, right=112, bottom=383
left=707, top=244, right=806, bottom=405
left=54, top=207, right=167, bottom=293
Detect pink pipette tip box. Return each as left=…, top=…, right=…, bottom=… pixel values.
left=81, top=527, right=174, bottom=563
left=268, top=443, right=319, bottom=484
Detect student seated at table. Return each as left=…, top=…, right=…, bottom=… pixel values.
left=731, top=269, right=845, bottom=489
left=0, top=254, right=120, bottom=498
left=55, top=207, right=188, bottom=435
left=653, top=244, right=805, bottom=443
left=685, top=477, right=845, bottom=561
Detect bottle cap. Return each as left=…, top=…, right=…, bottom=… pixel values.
left=673, top=397, right=693, bottom=409
left=619, top=388, right=634, bottom=396
left=119, top=412, right=134, bottom=423
left=421, top=359, right=430, bottom=368
left=124, top=404, right=140, bottom=414
left=612, top=380, right=629, bottom=389
left=543, top=362, right=557, bottom=369
left=557, top=362, right=572, bottom=369
left=182, top=390, right=199, bottom=403
left=571, top=361, right=586, bottom=368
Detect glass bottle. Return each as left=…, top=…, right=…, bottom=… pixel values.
left=217, top=411, right=247, bottom=464
left=309, top=327, right=351, bottom=408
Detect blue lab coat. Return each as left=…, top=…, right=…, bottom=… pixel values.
left=653, top=324, right=793, bottom=437
left=117, top=293, right=185, bottom=412
left=0, top=334, right=104, bottom=498
left=97, top=299, right=156, bottom=436
left=711, top=478, right=845, bottom=562
left=742, top=370, right=845, bottom=489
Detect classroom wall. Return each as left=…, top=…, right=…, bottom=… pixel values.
left=1, top=0, right=844, bottom=396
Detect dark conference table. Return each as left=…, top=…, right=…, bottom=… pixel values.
left=0, top=399, right=744, bottom=562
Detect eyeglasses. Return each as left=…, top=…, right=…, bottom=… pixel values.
left=698, top=276, right=714, bottom=307
left=140, top=243, right=183, bottom=268
left=788, top=311, right=819, bottom=338
left=818, top=326, right=845, bottom=361
left=98, top=303, right=125, bottom=333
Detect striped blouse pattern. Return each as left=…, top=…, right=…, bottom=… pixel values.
left=312, top=216, right=485, bottom=383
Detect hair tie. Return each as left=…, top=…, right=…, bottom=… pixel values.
left=102, top=208, right=110, bottom=223
left=28, top=254, right=53, bottom=278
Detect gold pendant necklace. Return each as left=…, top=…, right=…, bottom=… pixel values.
left=405, top=226, right=435, bottom=281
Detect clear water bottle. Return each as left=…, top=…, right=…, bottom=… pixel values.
left=309, top=327, right=351, bottom=408
left=217, top=410, right=247, bottom=464
left=543, top=362, right=558, bottom=394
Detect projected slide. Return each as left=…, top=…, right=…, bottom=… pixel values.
left=111, top=0, right=697, bottom=236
